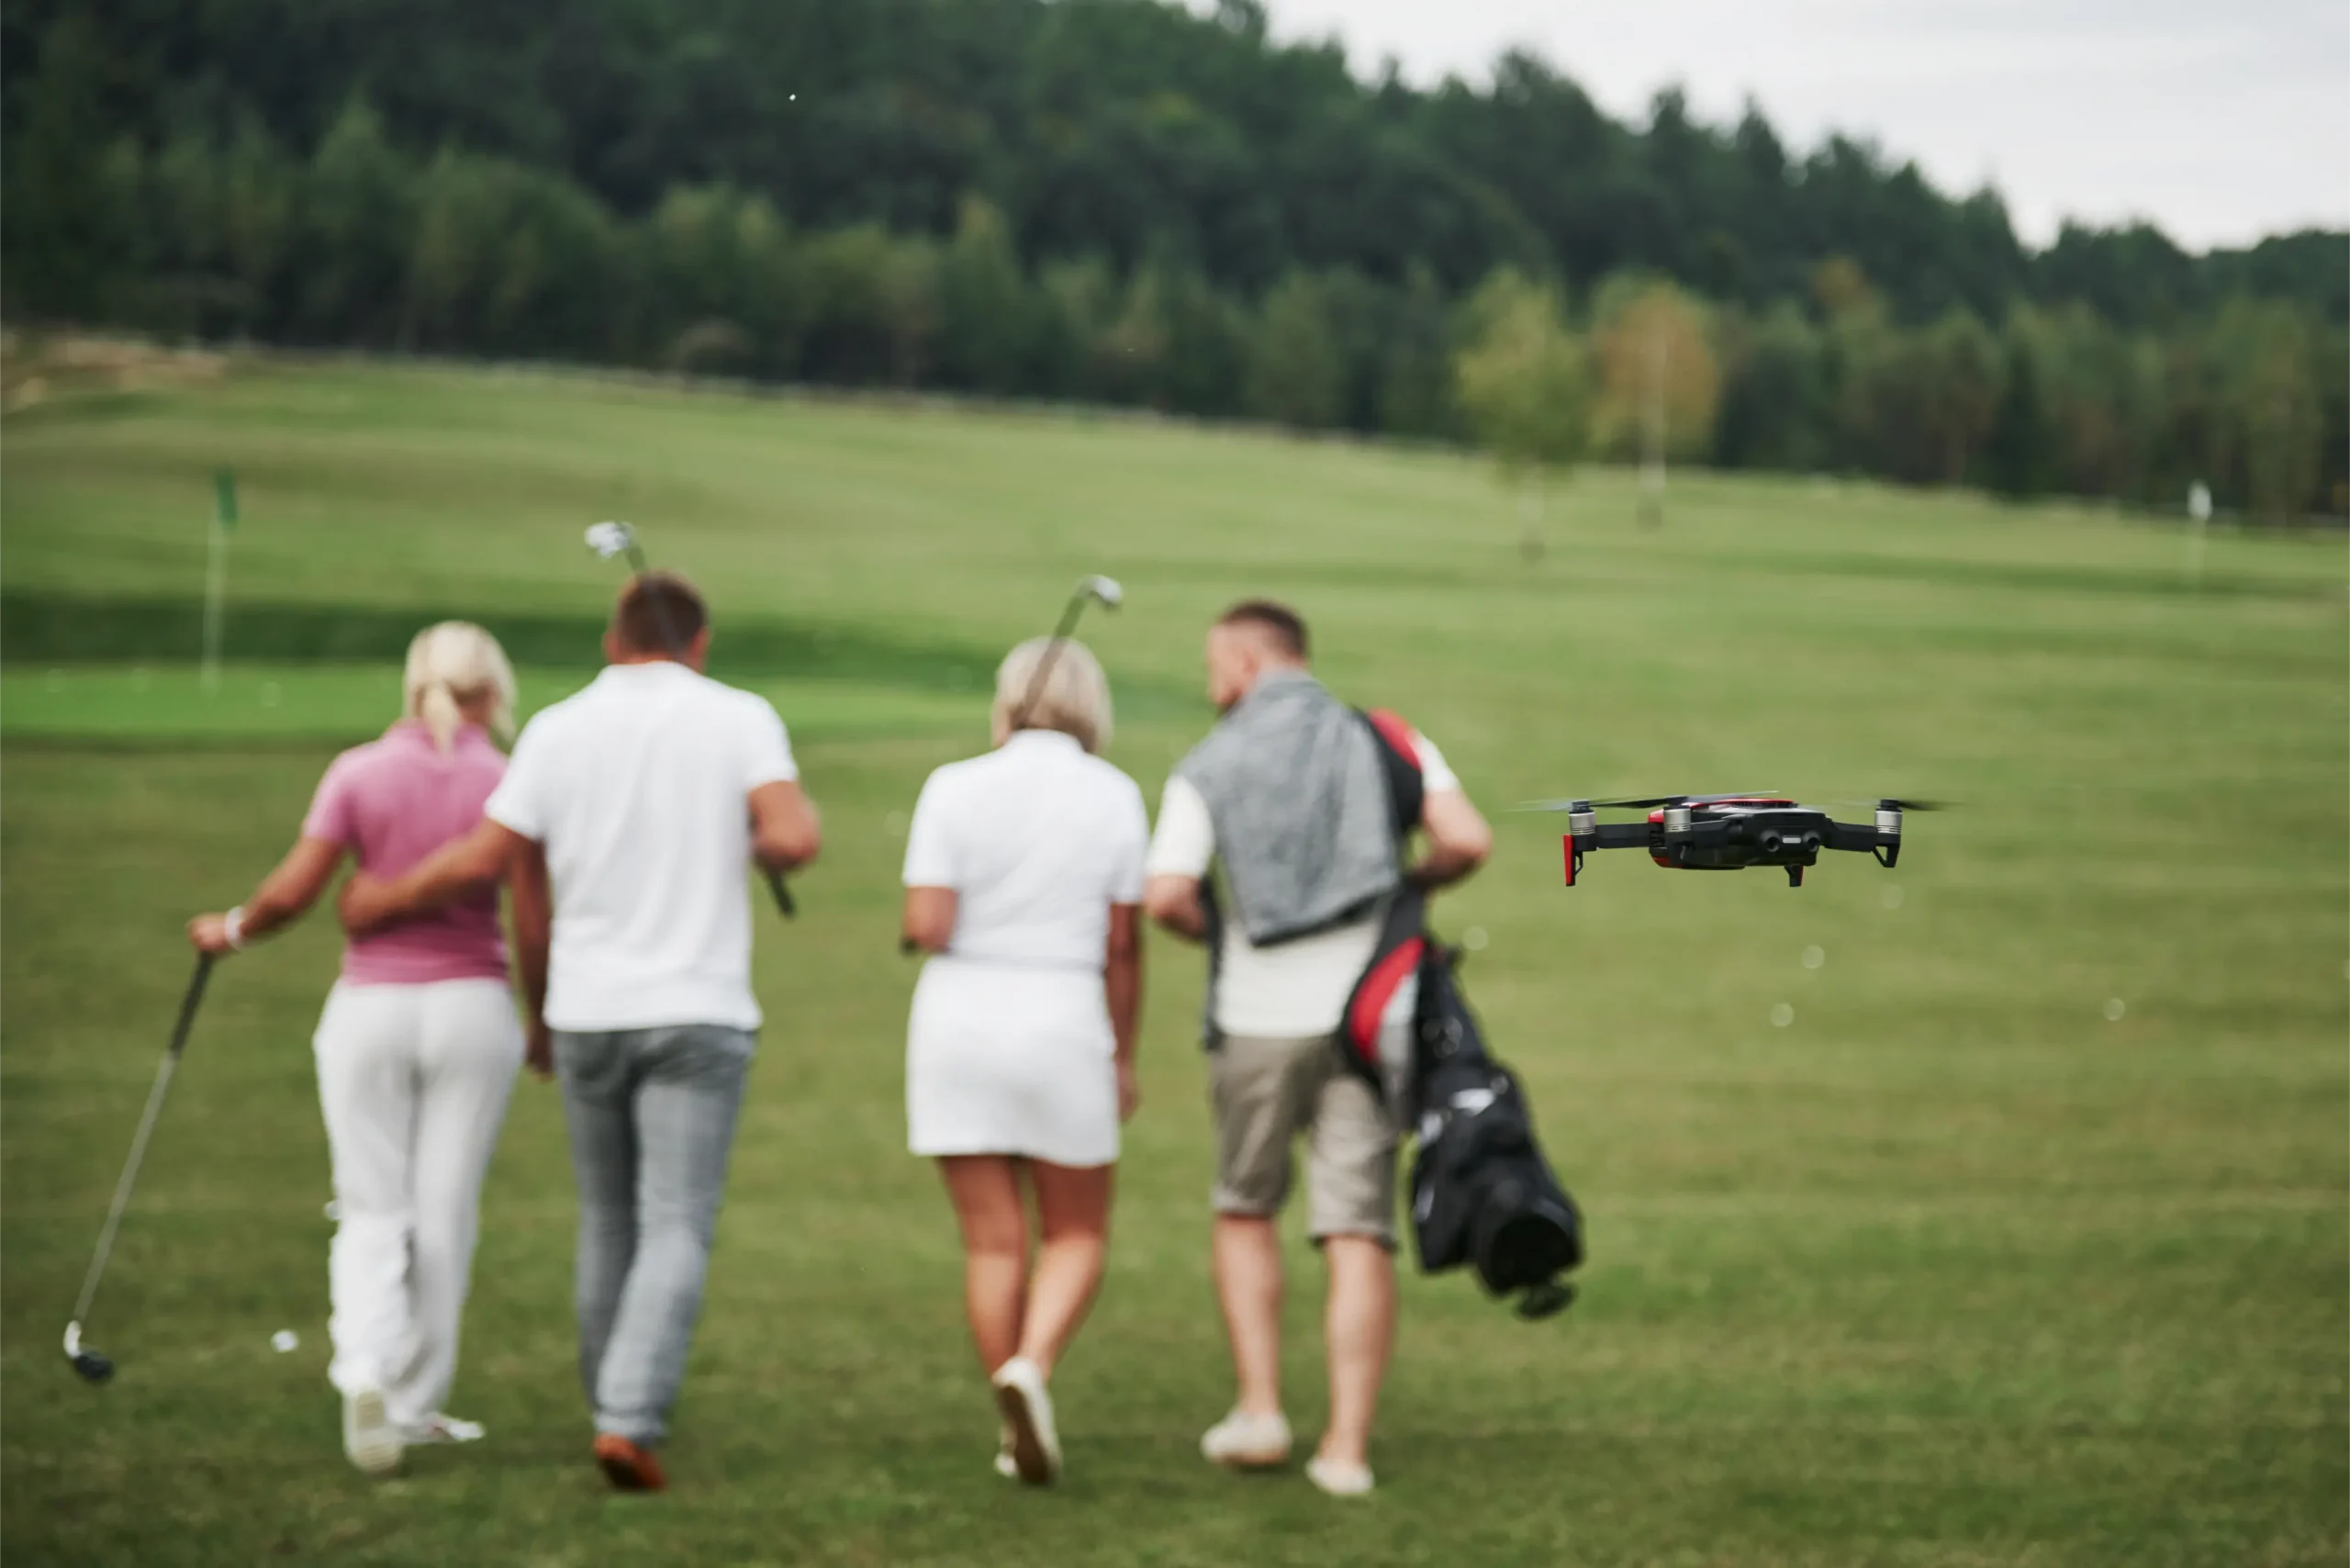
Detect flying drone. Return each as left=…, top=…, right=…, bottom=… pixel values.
left=1523, top=794, right=1943, bottom=888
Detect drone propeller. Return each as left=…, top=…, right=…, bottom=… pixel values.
left=1832, top=797, right=1958, bottom=812
left=1514, top=791, right=1784, bottom=813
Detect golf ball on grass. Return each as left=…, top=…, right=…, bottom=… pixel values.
left=272, top=1330, right=299, bottom=1353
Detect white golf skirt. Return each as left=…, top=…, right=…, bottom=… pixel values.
left=906, top=957, right=1118, bottom=1169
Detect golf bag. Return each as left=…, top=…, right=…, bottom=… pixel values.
left=1337, top=711, right=1585, bottom=1321
left=1402, top=946, right=1583, bottom=1318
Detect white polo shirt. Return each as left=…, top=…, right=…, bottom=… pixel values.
left=902, top=731, right=1147, bottom=967
left=1146, top=725, right=1459, bottom=1038
left=486, top=662, right=798, bottom=1032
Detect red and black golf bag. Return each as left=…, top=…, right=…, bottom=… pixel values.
left=1341, top=712, right=1585, bottom=1320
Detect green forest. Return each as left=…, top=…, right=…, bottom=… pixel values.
left=6, top=0, right=2344, bottom=517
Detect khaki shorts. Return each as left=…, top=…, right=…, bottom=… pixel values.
left=1209, top=1033, right=1396, bottom=1247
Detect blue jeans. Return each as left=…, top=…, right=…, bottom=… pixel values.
left=554, top=1024, right=754, bottom=1447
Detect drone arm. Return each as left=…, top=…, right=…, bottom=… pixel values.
left=1826, top=820, right=1901, bottom=868
left=1561, top=821, right=1661, bottom=885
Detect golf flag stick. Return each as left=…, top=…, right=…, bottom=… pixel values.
left=200, top=469, right=236, bottom=693
left=588, top=522, right=795, bottom=918
left=63, top=953, right=217, bottom=1383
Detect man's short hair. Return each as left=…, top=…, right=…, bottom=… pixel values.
left=1217, top=599, right=1308, bottom=660
left=613, top=571, right=709, bottom=655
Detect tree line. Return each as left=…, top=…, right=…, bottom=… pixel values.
left=6, top=2, right=2344, bottom=517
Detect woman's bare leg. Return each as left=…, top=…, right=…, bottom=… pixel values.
left=937, top=1156, right=1028, bottom=1372
left=1015, top=1160, right=1113, bottom=1377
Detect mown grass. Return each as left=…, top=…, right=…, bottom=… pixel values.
left=3, top=361, right=2344, bottom=1566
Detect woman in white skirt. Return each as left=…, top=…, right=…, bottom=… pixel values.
left=901, top=636, right=1147, bottom=1485
left=187, top=623, right=533, bottom=1476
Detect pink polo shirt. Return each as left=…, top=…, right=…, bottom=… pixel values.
left=301, top=721, right=510, bottom=987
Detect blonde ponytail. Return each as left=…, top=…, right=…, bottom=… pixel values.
left=418, top=678, right=464, bottom=753
left=402, top=622, right=519, bottom=753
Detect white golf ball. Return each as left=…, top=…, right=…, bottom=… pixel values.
left=272, top=1329, right=299, bottom=1353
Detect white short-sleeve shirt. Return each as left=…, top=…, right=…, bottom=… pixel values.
left=903, top=731, right=1147, bottom=969
left=1146, top=725, right=1459, bottom=1037
left=487, top=662, right=798, bottom=1032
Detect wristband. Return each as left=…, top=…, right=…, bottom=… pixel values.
left=223, top=907, right=249, bottom=951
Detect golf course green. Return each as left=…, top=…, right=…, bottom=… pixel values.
left=4, top=359, right=2344, bottom=1565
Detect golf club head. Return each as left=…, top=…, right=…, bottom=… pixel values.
left=63, top=1321, right=113, bottom=1384
left=585, top=521, right=636, bottom=561
left=1082, top=575, right=1124, bottom=610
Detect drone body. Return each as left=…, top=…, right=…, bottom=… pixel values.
left=1538, top=795, right=1926, bottom=888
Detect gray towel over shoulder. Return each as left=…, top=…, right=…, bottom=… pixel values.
left=1174, top=668, right=1402, bottom=946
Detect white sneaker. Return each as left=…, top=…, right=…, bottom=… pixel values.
left=1200, top=1409, right=1292, bottom=1469
left=342, top=1387, right=402, bottom=1476
left=990, top=1357, right=1061, bottom=1485
left=1306, top=1455, right=1376, bottom=1497
left=399, top=1414, right=486, bottom=1445
left=996, top=1419, right=1024, bottom=1485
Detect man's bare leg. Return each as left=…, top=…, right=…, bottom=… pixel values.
left=1317, top=1235, right=1394, bottom=1469
left=1213, top=1215, right=1285, bottom=1416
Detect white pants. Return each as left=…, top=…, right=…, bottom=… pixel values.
left=312, top=979, right=522, bottom=1428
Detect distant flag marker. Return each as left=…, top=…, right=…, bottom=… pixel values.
left=202, top=468, right=239, bottom=694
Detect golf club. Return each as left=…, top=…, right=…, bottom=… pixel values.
left=587, top=521, right=797, bottom=919
left=900, top=574, right=1123, bottom=958
left=63, top=953, right=217, bottom=1384
left=1010, top=575, right=1123, bottom=733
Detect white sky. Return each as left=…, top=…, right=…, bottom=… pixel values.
left=1247, top=0, right=2348, bottom=250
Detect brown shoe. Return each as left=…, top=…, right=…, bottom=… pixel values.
left=593, top=1432, right=666, bottom=1493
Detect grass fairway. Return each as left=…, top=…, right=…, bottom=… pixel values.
left=3, top=361, right=2345, bottom=1566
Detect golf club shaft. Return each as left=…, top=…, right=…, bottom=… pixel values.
left=69, top=955, right=215, bottom=1328
left=616, top=534, right=795, bottom=918
left=1011, top=591, right=1092, bottom=731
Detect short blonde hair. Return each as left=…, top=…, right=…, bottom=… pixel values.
left=993, top=636, right=1113, bottom=754
left=402, top=622, right=518, bottom=753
